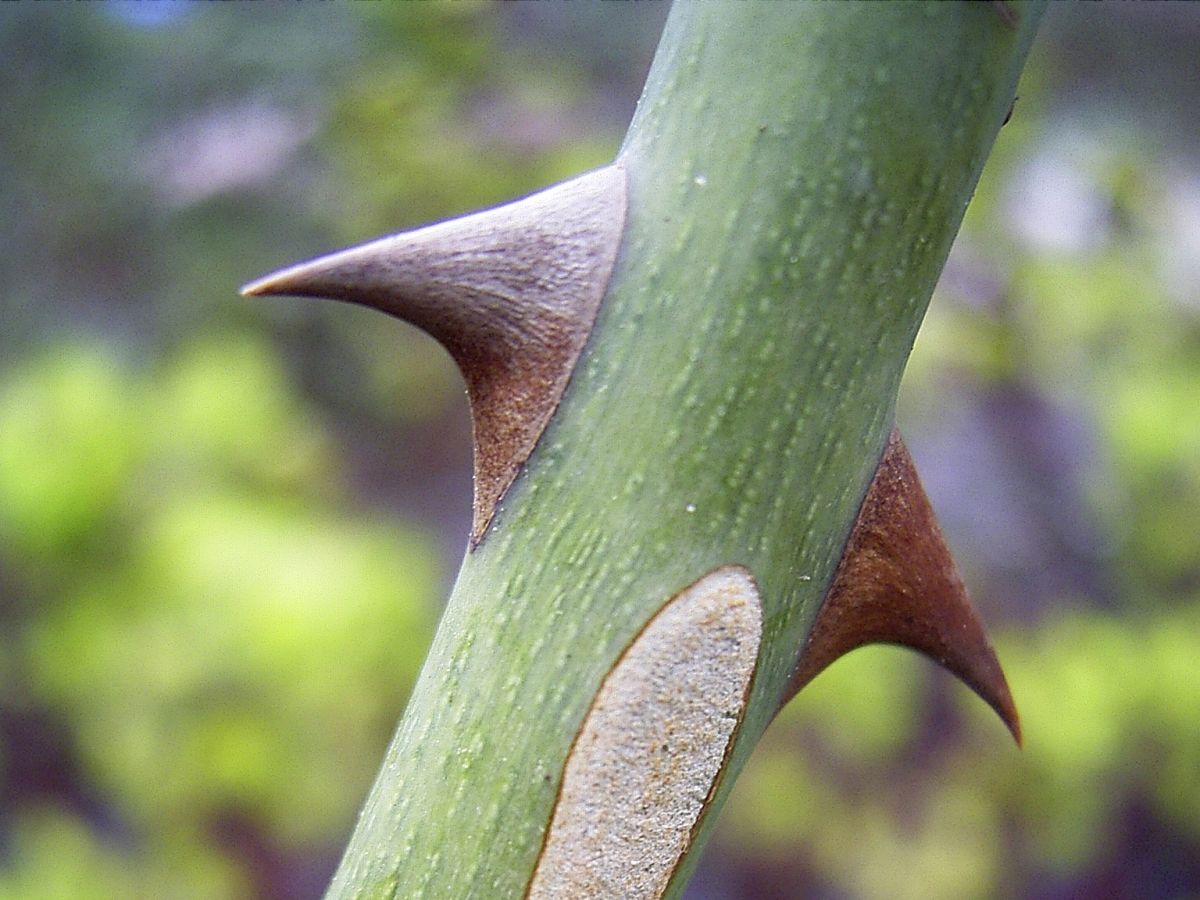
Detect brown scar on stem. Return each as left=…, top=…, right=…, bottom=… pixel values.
left=526, top=566, right=762, bottom=900
left=785, top=428, right=1021, bottom=745
left=242, top=163, right=628, bottom=547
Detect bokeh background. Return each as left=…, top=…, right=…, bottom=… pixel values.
left=1, top=3, right=1197, bottom=898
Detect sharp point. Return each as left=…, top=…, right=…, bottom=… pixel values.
left=992, top=681, right=1023, bottom=748
left=239, top=259, right=316, bottom=298
left=239, top=275, right=273, bottom=297
left=785, top=428, right=1023, bottom=748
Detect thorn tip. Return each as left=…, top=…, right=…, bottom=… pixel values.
left=238, top=275, right=273, bottom=297
left=786, top=428, right=1021, bottom=745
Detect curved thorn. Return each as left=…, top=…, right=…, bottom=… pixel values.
left=243, top=163, right=628, bottom=547
left=785, top=428, right=1021, bottom=745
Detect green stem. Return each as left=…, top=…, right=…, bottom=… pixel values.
left=326, top=4, right=1043, bottom=897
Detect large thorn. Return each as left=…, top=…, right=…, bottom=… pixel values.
left=243, top=163, right=628, bottom=547
left=785, top=429, right=1021, bottom=744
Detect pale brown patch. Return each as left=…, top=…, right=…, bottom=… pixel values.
left=526, top=566, right=762, bottom=900
left=243, top=163, right=627, bottom=546
left=785, top=428, right=1020, bottom=743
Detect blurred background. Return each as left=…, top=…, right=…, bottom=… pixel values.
left=0, top=3, right=1197, bottom=898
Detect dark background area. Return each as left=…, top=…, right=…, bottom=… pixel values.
left=1, top=4, right=1197, bottom=898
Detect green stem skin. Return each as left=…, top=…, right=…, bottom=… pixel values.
left=326, top=5, right=1044, bottom=898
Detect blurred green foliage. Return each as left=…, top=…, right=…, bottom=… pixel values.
left=1, top=3, right=1197, bottom=899
left=0, top=3, right=631, bottom=895
left=0, top=336, right=436, bottom=894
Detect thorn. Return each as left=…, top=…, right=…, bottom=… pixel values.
left=785, top=429, right=1021, bottom=745
left=1002, top=95, right=1017, bottom=127
left=243, top=163, right=627, bottom=547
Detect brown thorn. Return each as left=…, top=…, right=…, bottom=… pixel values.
left=243, top=163, right=627, bottom=547
left=784, top=428, right=1021, bottom=745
